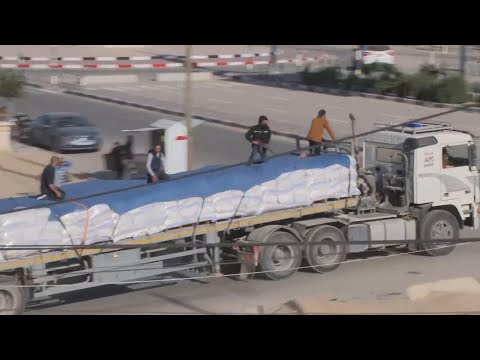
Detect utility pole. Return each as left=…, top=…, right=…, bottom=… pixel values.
left=185, top=45, right=193, bottom=171
left=459, top=45, right=467, bottom=78
left=270, top=45, right=278, bottom=73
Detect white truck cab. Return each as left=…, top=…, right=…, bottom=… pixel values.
left=362, top=121, right=480, bottom=235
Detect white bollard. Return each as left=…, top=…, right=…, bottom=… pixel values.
left=0, top=121, right=14, bottom=153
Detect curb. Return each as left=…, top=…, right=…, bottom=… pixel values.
left=223, top=74, right=480, bottom=113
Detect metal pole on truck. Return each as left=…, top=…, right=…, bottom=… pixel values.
left=185, top=45, right=193, bottom=171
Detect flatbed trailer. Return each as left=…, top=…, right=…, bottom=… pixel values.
left=0, top=197, right=359, bottom=314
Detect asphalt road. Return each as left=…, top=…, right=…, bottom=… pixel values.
left=27, top=239, right=480, bottom=314
left=67, top=79, right=480, bottom=141
left=15, top=88, right=297, bottom=175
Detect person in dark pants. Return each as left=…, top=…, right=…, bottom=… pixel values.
left=245, top=115, right=272, bottom=165
left=306, top=109, right=336, bottom=156
left=146, top=144, right=170, bottom=184
left=39, top=156, right=65, bottom=201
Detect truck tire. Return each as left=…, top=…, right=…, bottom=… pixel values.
left=258, top=231, right=302, bottom=281
left=419, top=210, right=458, bottom=257
left=305, top=225, right=347, bottom=273
left=0, top=276, right=27, bottom=315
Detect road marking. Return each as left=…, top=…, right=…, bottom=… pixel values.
left=317, top=103, right=345, bottom=110
left=381, top=113, right=404, bottom=118
left=164, top=85, right=181, bottom=90
left=266, top=96, right=290, bottom=101
left=100, top=87, right=125, bottom=92
left=116, top=86, right=142, bottom=92
left=329, top=117, right=349, bottom=124
left=221, top=88, right=243, bottom=94
left=27, top=88, right=60, bottom=95
left=207, top=98, right=232, bottom=104
left=265, top=107, right=287, bottom=113
left=210, top=82, right=233, bottom=88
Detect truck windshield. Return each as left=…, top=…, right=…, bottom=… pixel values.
left=376, top=147, right=403, bottom=164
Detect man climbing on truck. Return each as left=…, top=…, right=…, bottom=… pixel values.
left=307, top=109, right=336, bottom=156
left=245, top=115, right=272, bottom=165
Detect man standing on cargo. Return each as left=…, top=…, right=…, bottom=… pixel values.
left=146, top=144, right=169, bottom=183
left=39, top=156, right=65, bottom=200
left=307, top=109, right=336, bottom=156
left=245, top=115, right=272, bottom=165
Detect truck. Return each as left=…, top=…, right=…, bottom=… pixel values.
left=0, top=120, right=478, bottom=315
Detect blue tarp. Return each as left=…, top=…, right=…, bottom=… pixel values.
left=0, top=154, right=352, bottom=218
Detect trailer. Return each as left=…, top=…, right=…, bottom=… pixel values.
left=1, top=120, right=479, bottom=314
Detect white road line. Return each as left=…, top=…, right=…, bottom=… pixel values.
left=207, top=98, right=232, bottom=104
left=100, top=87, right=125, bottom=92
left=116, top=86, right=142, bottom=92
left=209, top=82, right=233, bottom=88
left=328, top=117, right=349, bottom=124
left=265, top=107, right=287, bottom=113
left=317, top=103, right=346, bottom=110
left=266, top=96, right=290, bottom=101
left=381, top=113, right=404, bottom=118
left=216, top=88, right=243, bottom=94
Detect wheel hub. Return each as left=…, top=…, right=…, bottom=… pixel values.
left=313, top=238, right=337, bottom=263
left=431, top=220, right=453, bottom=239
left=271, top=245, right=294, bottom=269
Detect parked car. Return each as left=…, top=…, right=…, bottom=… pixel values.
left=28, top=112, right=102, bottom=153
left=355, top=45, right=395, bottom=65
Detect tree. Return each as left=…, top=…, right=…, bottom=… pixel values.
left=0, top=69, right=25, bottom=117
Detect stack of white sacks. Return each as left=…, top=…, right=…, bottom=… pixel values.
left=0, top=162, right=359, bottom=262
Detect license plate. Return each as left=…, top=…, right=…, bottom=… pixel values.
left=71, top=138, right=94, bottom=146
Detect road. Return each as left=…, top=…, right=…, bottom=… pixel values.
left=11, top=86, right=480, bottom=315
left=27, top=239, right=480, bottom=314
left=61, top=79, right=480, bottom=141
left=15, top=88, right=297, bottom=175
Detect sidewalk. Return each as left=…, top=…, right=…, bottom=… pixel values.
left=0, top=144, right=86, bottom=198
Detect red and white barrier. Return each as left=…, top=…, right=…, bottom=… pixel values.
left=0, top=56, right=335, bottom=70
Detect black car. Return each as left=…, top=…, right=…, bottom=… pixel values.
left=29, top=112, right=103, bottom=153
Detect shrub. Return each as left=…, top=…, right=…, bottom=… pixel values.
left=0, top=70, right=25, bottom=100
left=361, top=63, right=400, bottom=76
left=404, top=72, right=437, bottom=100
left=433, top=76, right=471, bottom=104
left=302, top=66, right=342, bottom=87
left=470, top=82, right=480, bottom=93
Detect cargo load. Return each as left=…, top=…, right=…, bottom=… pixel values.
left=0, top=153, right=359, bottom=261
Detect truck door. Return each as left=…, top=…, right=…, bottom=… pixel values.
left=440, top=143, right=475, bottom=203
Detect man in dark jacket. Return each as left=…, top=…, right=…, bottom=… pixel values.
left=39, top=156, right=65, bottom=200
left=245, top=115, right=272, bottom=165
left=110, top=138, right=133, bottom=179
left=146, top=144, right=170, bottom=183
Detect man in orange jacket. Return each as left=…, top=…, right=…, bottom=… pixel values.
left=307, top=109, right=336, bottom=155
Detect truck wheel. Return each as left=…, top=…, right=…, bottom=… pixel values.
left=419, top=210, right=458, bottom=257
left=258, top=231, right=302, bottom=281
left=305, top=225, right=347, bottom=273
left=0, top=277, right=27, bottom=315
